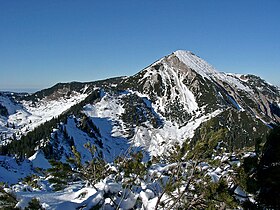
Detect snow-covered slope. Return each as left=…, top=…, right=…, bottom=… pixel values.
left=20, top=91, right=88, bottom=130
left=0, top=155, right=32, bottom=184
left=28, top=150, right=51, bottom=169
left=0, top=88, right=89, bottom=145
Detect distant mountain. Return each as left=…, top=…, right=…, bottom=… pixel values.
left=1, top=50, right=279, bottom=160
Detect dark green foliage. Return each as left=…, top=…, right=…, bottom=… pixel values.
left=254, top=137, right=263, bottom=158
left=91, top=76, right=124, bottom=91
left=67, top=145, right=82, bottom=169
left=121, top=151, right=146, bottom=179
left=0, top=183, right=19, bottom=210
left=0, top=104, right=8, bottom=117
left=192, top=108, right=269, bottom=151
left=116, top=70, right=147, bottom=93
left=234, top=155, right=259, bottom=194
left=162, top=141, right=191, bottom=164
left=24, top=198, right=44, bottom=210
left=21, top=175, right=40, bottom=189
left=81, top=143, right=107, bottom=185
left=192, top=121, right=228, bottom=160
left=65, top=91, right=100, bottom=117
left=164, top=98, right=191, bottom=124
left=230, top=126, right=280, bottom=209
left=243, top=155, right=258, bottom=174
left=202, top=178, right=238, bottom=209
left=79, top=115, right=102, bottom=145
left=257, top=126, right=280, bottom=208
left=121, top=94, right=162, bottom=128
left=269, top=102, right=280, bottom=118
left=196, top=79, right=221, bottom=111
left=157, top=143, right=239, bottom=209
left=49, top=143, right=107, bottom=190
left=48, top=160, right=74, bottom=191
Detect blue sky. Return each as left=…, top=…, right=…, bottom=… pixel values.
left=0, top=0, right=279, bottom=92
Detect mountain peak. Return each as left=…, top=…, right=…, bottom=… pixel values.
left=173, top=49, right=195, bottom=55
left=173, top=50, right=220, bottom=81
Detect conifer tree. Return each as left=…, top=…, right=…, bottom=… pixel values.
left=0, top=183, right=19, bottom=210
left=47, top=160, right=73, bottom=191
left=257, top=126, right=280, bottom=208
left=24, top=198, right=44, bottom=210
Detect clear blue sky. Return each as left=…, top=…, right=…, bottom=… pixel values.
left=1, top=0, right=280, bottom=92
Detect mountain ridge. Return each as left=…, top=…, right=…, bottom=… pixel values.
left=1, top=50, right=279, bottom=158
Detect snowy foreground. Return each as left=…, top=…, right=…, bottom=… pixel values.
left=1, top=149, right=253, bottom=209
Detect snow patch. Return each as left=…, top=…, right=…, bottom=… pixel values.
left=28, top=150, right=51, bottom=169
left=0, top=156, right=32, bottom=184
left=132, top=109, right=223, bottom=156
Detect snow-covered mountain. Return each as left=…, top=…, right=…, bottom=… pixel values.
left=1, top=50, right=279, bottom=159
left=1, top=50, right=280, bottom=209
left=117, top=50, right=280, bottom=151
